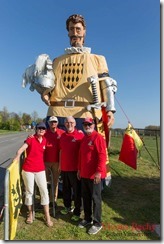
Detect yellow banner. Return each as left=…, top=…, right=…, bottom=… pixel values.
left=8, top=159, right=22, bottom=240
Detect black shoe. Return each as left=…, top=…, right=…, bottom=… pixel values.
left=78, top=219, right=93, bottom=228
left=60, top=207, right=74, bottom=215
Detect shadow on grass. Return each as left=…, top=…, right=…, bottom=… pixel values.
left=102, top=175, right=160, bottom=240
left=109, top=149, right=120, bottom=156
left=19, top=195, right=80, bottom=228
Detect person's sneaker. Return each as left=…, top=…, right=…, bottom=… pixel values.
left=60, top=207, right=72, bottom=215
left=69, top=207, right=74, bottom=213
left=78, top=219, right=93, bottom=228
left=88, top=225, right=102, bottom=235
left=71, top=215, right=80, bottom=221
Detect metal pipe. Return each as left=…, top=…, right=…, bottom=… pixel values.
left=4, top=170, right=9, bottom=240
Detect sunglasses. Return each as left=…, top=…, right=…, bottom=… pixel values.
left=37, top=127, right=46, bottom=130
left=83, top=123, right=93, bottom=127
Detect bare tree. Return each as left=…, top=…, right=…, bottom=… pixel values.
left=1, top=106, right=9, bottom=122
left=31, top=111, right=38, bottom=122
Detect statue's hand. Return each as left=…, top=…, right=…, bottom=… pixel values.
left=107, top=111, right=115, bottom=128
left=41, top=93, right=51, bottom=106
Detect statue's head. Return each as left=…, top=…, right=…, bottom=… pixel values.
left=66, top=14, right=86, bottom=47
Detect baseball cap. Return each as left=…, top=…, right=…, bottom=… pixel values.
left=48, top=116, right=58, bottom=122
left=82, top=117, right=94, bottom=124
left=36, top=122, right=46, bottom=129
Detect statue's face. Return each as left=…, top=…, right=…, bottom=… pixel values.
left=68, top=21, right=86, bottom=47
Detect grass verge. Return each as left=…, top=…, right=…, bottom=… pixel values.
left=0, top=135, right=160, bottom=240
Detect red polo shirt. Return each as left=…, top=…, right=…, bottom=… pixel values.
left=22, top=134, right=46, bottom=172
left=78, top=130, right=107, bottom=179
left=44, top=128, right=65, bottom=162
left=60, top=130, right=84, bottom=171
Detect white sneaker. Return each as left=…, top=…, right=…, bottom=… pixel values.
left=88, top=225, right=102, bottom=234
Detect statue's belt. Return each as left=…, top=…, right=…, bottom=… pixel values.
left=50, top=100, right=91, bottom=108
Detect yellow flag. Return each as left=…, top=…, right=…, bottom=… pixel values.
left=126, top=123, right=143, bottom=151
left=119, top=123, right=143, bottom=170
left=8, top=159, right=22, bottom=240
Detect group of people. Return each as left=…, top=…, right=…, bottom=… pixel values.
left=17, top=13, right=117, bottom=235
left=14, top=115, right=107, bottom=235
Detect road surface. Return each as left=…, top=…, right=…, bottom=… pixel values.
left=0, top=132, right=31, bottom=165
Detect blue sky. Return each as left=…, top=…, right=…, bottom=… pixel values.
left=0, top=0, right=160, bottom=129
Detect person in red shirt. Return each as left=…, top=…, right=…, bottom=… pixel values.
left=77, top=117, right=107, bottom=235
left=59, top=116, right=84, bottom=221
left=13, top=122, right=53, bottom=227
left=44, top=116, right=64, bottom=208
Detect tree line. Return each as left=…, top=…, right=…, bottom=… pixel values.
left=0, top=106, right=160, bottom=134
left=0, top=106, right=43, bottom=131
left=113, top=125, right=160, bottom=137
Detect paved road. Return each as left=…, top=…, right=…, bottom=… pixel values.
left=0, top=132, right=30, bottom=165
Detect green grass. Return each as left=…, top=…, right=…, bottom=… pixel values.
left=0, top=130, right=21, bottom=134
left=0, top=135, right=160, bottom=240
left=0, top=130, right=11, bottom=134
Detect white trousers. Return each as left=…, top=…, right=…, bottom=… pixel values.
left=22, top=170, right=49, bottom=206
